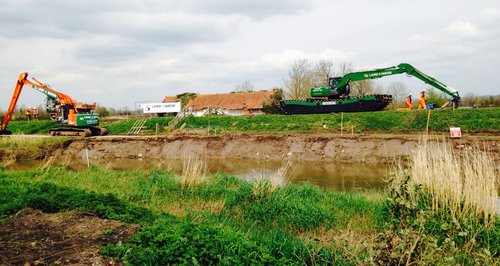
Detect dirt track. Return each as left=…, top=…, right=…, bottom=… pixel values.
left=56, top=134, right=500, bottom=164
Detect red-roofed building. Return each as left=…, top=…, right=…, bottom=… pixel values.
left=163, top=89, right=277, bottom=116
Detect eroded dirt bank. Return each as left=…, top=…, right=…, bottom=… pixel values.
left=55, top=134, right=500, bottom=164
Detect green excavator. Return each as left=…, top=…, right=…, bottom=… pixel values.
left=280, top=63, right=461, bottom=114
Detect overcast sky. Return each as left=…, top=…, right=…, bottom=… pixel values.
left=1, top=0, right=499, bottom=110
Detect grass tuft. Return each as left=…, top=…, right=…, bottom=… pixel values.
left=252, top=159, right=291, bottom=199
left=180, top=156, right=208, bottom=191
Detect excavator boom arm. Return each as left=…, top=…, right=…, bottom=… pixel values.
left=312, top=63, right=460, bottom=104
left=1, top=72, right=85, bottom=131
left=28, top=76, right=77, bottom=105
left=397, top=63, right=460, bottom=100
left=0, top=73, right=27, bottom=131
left=334, top=66, right=405, bottom=95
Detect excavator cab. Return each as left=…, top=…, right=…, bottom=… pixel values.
left=329, top=77, right=341, bottom=88
left=327, top=77, right=350, bottom=99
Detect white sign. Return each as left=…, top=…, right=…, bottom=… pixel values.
left=142, top=102, right=181, bottom=113
left=450, top=127, right=461, bottom=139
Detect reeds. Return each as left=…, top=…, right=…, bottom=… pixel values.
left=397, top=139, right=498, bottom=225
left=0, top=156, right=16, bottom=169
left=180, top=156, right=208, bottom=191
left=252, top=159, right=291, bottom=199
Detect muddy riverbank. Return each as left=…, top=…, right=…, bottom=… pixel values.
left=55, top=134, right=499, bottom=164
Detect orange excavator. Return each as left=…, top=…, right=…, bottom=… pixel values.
left=0, top=72, right=107, bottom=136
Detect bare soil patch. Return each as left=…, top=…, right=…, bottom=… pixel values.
left=0, top=209, right=139, bottom=265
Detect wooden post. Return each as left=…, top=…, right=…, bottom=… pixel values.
left=351, top=124, right=354, bottom=136
left=155, top=123, right=159, bottom=139
left=85, top=148, right=90, bottom=168
left=425, top=109, right=431, bottom=135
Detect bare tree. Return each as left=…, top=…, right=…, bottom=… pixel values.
left=283, top=59, right=383, bottom=99
left=461, top=93, right=480, bottom=107
left=336, top=61, right=377, bottom=97
left=386, top=81, right=409, bottom=109
left=284, top=59, right=312, bottom=100
left=336, top=61, right=353, bottom=76
left=312, top=60, right=334, bottom=87
left=350, top=79, right=377, bottom=97
left=234, top=80, right=255, bottom=92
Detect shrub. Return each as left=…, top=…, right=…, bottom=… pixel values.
left=102, top=219, right=286, bottom=265
left=0, top=181, right=156, bottom=224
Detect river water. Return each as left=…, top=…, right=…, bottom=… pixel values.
left=11, top=157, right=391, bottom=191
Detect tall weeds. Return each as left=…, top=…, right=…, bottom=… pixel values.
left=0, top=156, right=16, bottom=169
left=379, top=139, right=499, bottom=264
left=180, top=156, right=208, bottom=191
left=407, top=140, right=498, bottom=225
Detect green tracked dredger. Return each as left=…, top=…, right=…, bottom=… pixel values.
left=280, top=63, right=461, bottom=114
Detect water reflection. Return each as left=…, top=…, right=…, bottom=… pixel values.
left=8, top=158, right=390, bottom=191
left=72, top=157, right=390, bottom=191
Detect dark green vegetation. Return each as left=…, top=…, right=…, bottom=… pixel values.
left=3, top=120, right=57, bottom=134
left=1, top=165, right=497, bottom=265
left=375, top=174, right=499, bottom=265
left=5, top=108, right=500, bottom=135
left=1, top=167, right=382, bottom=265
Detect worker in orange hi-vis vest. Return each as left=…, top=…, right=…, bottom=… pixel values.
left=418, top=91, right=427, bottom=110
left=405, top=94, right=413, bottom=110
left=25, top=107, right=32, bottom=121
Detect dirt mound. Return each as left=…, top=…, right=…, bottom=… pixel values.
left=0, top=209, right=139, bottom=265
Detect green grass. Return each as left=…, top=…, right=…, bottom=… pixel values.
left=177, top=108, right=499, bottom=133
left=5, top=108, right=500, bottom=135
left=0, top=159, right=497, bottom=264
left=2, top=167, right=383, bottom=232
left=4, top=120, right=56, bottom=134
left=0, top=166, right=383, bottom=264
left=101, top=117, right=174, bottom=134
left=0, top=136, right=66, bottom=149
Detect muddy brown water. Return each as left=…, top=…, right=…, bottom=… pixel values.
left=6, top=134, right=499, bottom=192
left=9, top=158, right=391, bottom=191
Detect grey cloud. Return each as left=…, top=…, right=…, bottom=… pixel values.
left=0, top=0, right=309, bottom=66
left=0, top=0, right=309, bottom=38
left=178, top=0, right=312, bottom=20
left=0, top=2, right=237, bottom=64
left=73, top=38, right=156, bottom=63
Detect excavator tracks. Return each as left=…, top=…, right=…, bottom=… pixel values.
left=49, top=126, right=108, bottom=137
left=280, top=94, right=392, bottom=115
